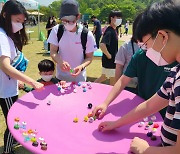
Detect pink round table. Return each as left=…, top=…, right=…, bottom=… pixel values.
left=7, top=82, right=163, bottom=154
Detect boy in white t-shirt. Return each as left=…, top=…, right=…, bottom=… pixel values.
left=48, top=0, right=97, bottom=82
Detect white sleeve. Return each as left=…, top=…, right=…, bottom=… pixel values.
left=0, top=34, right=12, bottom=58
left=115, top=43, right=127, bottom=65
left=47, top=25, right=59, bottom=46
left=85, top=31, right=97, bottom=53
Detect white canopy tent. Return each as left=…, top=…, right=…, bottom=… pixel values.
left=17, top=0, right=40, bottom=38
left=17, top=0, right=39, bottom=10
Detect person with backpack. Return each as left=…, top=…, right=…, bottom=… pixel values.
left=94, top=10, right=122, bottom=86
left=47, top=0, right=97, bottom=82
left=91, top=15, right=102, bottom=49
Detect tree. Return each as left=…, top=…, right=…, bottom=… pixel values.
left=98, top=4, right=119, bottom=23
left=41, top=0, right=163, bottom=23
left=49, top=0, right=62, bottom=18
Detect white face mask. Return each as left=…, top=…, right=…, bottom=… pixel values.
left=146, top=34, right=168, bottom=66
left=12, top=21, right=23, bottom=33
left=41, top=75, right=53, bottom=82
left=114, top=19, right=122, bottom=26
left=64, top=23, right=76, bottom=31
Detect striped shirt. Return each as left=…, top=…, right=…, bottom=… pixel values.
left=157, top=64, right=180, bottom=146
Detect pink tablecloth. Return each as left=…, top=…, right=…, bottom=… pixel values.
left=7, top=82, right=163, bottom=154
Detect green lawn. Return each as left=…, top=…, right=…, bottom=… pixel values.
left=0, top=22, right=128, bottom=153
left=27, top=22, right=132, bottom=39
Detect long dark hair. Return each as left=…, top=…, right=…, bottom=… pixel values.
left=0, top=0, right=28, bottom=50
left=47, top=16, right=52, bottom=25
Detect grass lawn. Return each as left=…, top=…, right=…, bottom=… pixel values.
left=0, top=22, right=129, bottom=153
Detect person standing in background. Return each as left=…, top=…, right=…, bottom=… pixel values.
left=91, top=15, right=102, bottom=49
left=94, top=10, right=122, bottom=85
left=124, top=20, right=129, bottom=35
left=46, top=16, right=57, bottom=52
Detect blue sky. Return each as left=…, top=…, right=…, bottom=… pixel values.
left=36, top=0, right=55, bottom=6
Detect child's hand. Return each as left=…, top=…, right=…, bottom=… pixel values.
left=18, top=80, right=25, bottom=89
left=98, top=121, right=118, bottom=132
left=32, top=81, right=44, bottom=91
left=92, top=103, right=108, bottom=119
left=59, top=61, right=71, bottom=72
left=130, top=137, right=150, bottom=154
left=59, top=80, right=66, bottom=88
left=71, top=65, right=82, bottom=77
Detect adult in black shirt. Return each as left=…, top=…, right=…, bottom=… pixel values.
left=91, top=15, right=102, bottom=49
left=46, top=16, right=56, bottom=51
left=94, top=11, right=122, bottom=85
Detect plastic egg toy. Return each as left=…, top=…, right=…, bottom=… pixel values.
left=73, top=117, right=78, bottom=123
left=14, top=117, right=20, bottom=122
left=153, top=123, right=159, bottom=128
left=151, top=115, right=156, bottom=121
left=138, top=122, right=144, bottom=127
left=143, top=117, right=148, bottom=122
left=31, top=137, right=37, bottom=142
left=88, top=112, right=93, bottom=118
left=84, top=116, right=89, bottom=122
left=89, top=117, right=94, bottom=123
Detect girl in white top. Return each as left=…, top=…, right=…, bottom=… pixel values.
left=0, top=1, right=44, bottom=153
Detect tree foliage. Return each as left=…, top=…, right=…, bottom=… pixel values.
left=40, top=0, right=162, bottom=22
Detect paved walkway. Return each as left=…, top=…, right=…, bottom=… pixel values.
left=119, top=34, right=132, bottom=42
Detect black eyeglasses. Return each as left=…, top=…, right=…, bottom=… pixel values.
left=61, top=20, right=76, bottom=25
left=138, top=36, right=152, bottom=50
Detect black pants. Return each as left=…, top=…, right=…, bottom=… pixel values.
left=95, top=34, right=101, bottom=49
left=0, top=96, right=18, bottom=153
left=48, top=43, right=50, bottom=51
left=124, top=28, right=128, bottom=35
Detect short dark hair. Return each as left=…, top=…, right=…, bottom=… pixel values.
left=108, top=10, right=122, bottom=24
left=135, top=1, right=180, bottom=42
left=0, top=0, right=28, bottom=50
left=38, top=59, right=55, bottom=72
left=131, top=13, right=143, bottom=43
left=91, top=15, right=96, bottom=19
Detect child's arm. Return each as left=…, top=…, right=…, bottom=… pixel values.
left=0, top=56, right=44, bottom=90
left=92, top=75, right=132, bottom=118
left=115, top=64, right=123, bottom=82
left=99, top=93, right=168, bottom=132
left=130, top=131, right=180, bottom=154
